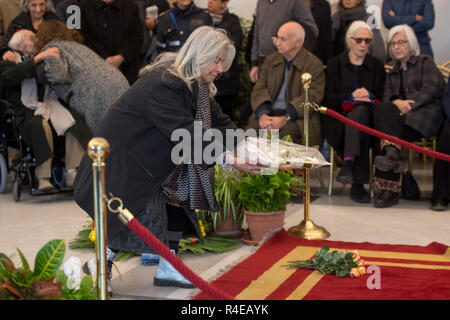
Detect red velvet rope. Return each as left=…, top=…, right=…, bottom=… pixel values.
left=126, top=218, right=234, bottom=300
left=325, top=108, right=450, bottom=162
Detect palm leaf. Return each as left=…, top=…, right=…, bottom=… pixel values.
left=33, top=240, right=66, bottom=281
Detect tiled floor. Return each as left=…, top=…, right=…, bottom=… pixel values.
left=0, top=159, right=449, bottom=300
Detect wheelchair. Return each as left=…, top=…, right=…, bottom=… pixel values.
left=0, top=99, right=72, bottom=201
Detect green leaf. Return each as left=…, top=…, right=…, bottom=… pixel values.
left=33, top=240, right=66, bottom=281
left=16, top=248, right=31, bottom=273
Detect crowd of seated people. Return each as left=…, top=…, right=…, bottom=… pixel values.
left=0, top=0, right=448, bottom=212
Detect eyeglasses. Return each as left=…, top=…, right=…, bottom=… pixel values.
left=351, top=37, right=372, bottom=45
left=389, top=40, right=408, bottom=48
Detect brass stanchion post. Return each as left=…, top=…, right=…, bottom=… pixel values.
left=288, top=73, right=330, bottom=240
left=87, top=137, right=110, bottom=300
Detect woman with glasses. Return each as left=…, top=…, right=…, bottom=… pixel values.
left=323, top=21, right=385, bottom=203
left=372, top=24, right=445, bottom=208
left=331, top=0, right=386, bottom=63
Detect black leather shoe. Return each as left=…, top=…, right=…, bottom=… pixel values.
left=337, top=160, right=354, bottom=184
left=374, top=146, right=407, bottom=173
left=374, top=190, right=399, bottom=208
left=350, top=184, right=371, bottom=203
left=430, top=198, right=448, bottom=211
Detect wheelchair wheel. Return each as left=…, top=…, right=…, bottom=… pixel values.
left=13, top=179, right=21, bottom=202
left=0, top=153, right=6, bottom=194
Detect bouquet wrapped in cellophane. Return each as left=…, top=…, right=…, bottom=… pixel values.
left=235, top=136, right=330, bottom=171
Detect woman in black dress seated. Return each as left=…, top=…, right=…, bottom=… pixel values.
left=323, top=20, right=385, bottom=203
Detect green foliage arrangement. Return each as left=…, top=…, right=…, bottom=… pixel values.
left=284, top=245, right=367, bottom=278
left=0, top=239, right=97, bottom=300
left=178, top=236, right=239, bottom=255
left=239, top=170, right=303, bottom=212
left=210, top=165, right=243, bottom=230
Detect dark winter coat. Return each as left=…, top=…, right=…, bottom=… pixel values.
left=211, top=10, right=243, bottom=97
left=383, top=54, right=445, bottom=138
left=79, top=0, right=143, bottom=84
left=73, top=68, right=235, bottom=245
left=322, top=51, right=385, bottom=152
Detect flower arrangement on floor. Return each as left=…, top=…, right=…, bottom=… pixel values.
left=284, top=245, right=367, bottom=278
left=0, top=239, right=97, bottom=300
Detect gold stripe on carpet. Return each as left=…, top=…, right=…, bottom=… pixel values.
left=364, top=260, right=450, bottom=270
left=286, top=271, right=325, bottom=300
left=333, top=248, right=450, bottom=263
left=235, top=246, right=320, bottom=300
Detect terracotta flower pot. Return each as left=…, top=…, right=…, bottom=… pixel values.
left=244, top=210, right=285, bottom=242
left=214, top=208, right=243, bottom=238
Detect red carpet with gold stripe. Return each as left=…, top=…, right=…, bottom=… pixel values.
left=193, top=230, right=450, bottom=300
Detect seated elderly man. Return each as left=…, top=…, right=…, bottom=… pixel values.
left=0, top=30, right=90, bottom=191
left=249, top=21, right=325, bottom=147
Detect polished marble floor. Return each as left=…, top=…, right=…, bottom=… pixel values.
left=0, top=159, right=449, bottom=300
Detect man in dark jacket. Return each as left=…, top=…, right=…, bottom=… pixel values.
left=79, top=0, right=143, bottom=84
left=208, top=0, right=242, bottom=121
left=156, top=0, right=212, bottom=53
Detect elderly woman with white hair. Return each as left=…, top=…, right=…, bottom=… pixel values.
left=331, top=0, right=386, bottom=63
left=371, top=24, right=445, bottom=208
left=0, top=0, right=59, bottom=62
left=323, top=20, right=385, bottom=203
left=73, top=26, right=261, bottom=293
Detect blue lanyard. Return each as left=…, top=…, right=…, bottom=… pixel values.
left=169, top=11, right=179, bottom=30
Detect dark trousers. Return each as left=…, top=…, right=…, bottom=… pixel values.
left=432, top=121, right=450, bottom=202
left=373, top=102, right=423, bottom=142
left=166, top=204, right=197, bottom=252
left=344, top=103, right=373, bottom=184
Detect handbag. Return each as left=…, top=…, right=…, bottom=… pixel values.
left=401, top=171, right=421, bottom=200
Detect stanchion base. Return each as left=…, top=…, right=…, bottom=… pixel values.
left=288, top=219, right=330, bottom=240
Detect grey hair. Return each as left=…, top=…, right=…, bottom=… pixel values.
left=21, top=0, right=54, bottom=12
left=387, top=24, right=420, bottom=58
left=8, top=32, right=25, bottom=51
left=345, top=20, right=373, bottom=49
left=141, top=26, right=235, bottom=96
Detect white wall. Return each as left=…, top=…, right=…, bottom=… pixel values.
left=194, top=0, right=449, bottom=65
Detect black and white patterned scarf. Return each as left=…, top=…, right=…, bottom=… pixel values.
left=162, top=81, right=218, bottom=212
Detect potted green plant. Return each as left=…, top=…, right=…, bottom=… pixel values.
left=0, top=239, right=97, bottom=300
left=210, top=164, right=243, bottom=237
left=239, top=170, right=303, bottom=242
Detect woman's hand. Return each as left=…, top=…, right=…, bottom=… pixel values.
left=34, top=47, right=60, bottom=63
left=226, top=154, right=267, bottom=175
left=106, top=54, right=124, bottom=68
left=393, top=99, right=415, bottom=115
left=352, top=87, right=371, bottom=101
left=2, top=50, right=18, bottom=62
